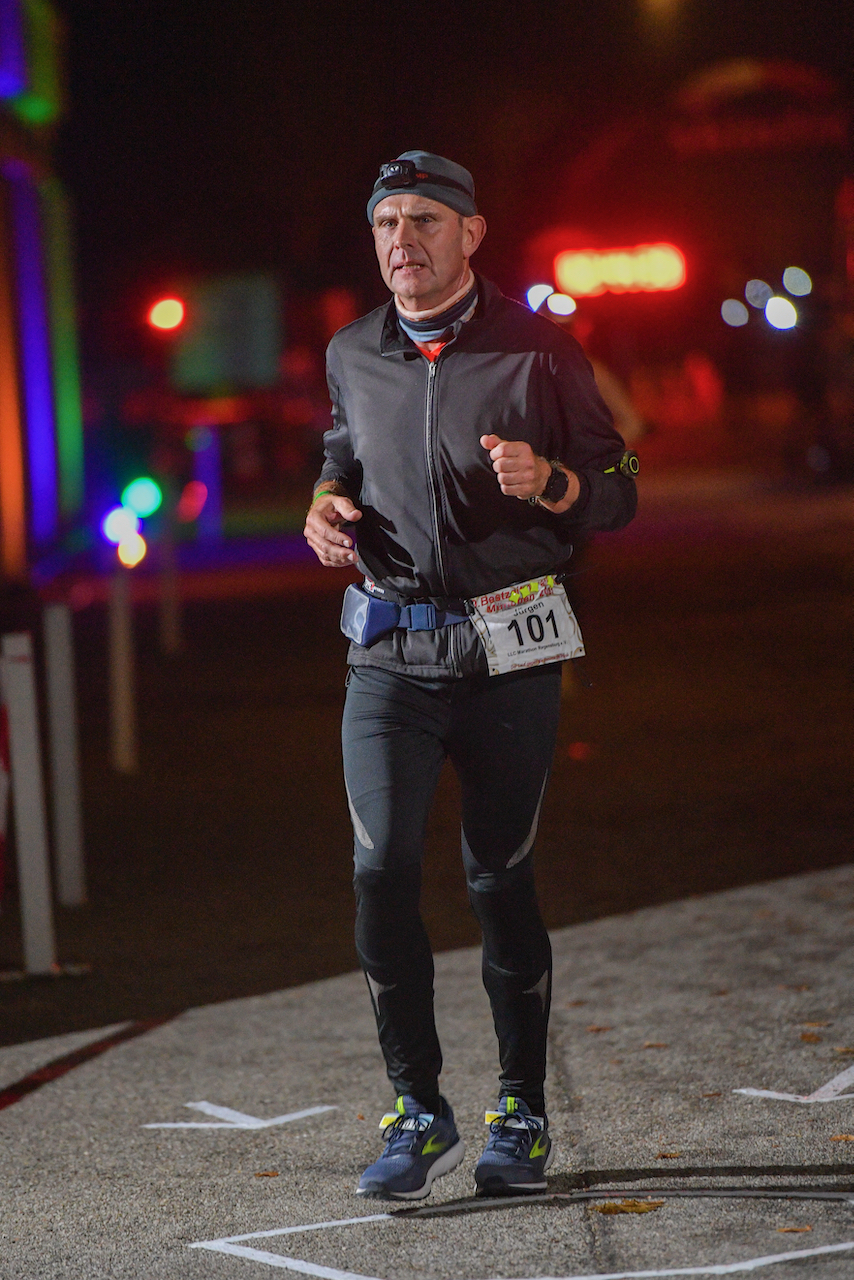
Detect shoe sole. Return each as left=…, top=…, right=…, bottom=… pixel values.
left=357, top=1139, right=465, bottom=1201
left=474, top=1140, right=554, bottom=1197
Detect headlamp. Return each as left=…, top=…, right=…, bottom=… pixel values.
left=379, top=160, right=420, bottom=187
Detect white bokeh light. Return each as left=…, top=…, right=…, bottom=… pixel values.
left=765, top=296, right=798, bottom=330
left=782, top=266, right=812, bottom=296
left=102, top=506, right=141, bottom=545
left=745, top=279, right=773, bottom=308
left=721, top=299, right=749, bottom=327
left=526, top=284, right=554, bottom=311
left=546, top=293, right=577, bottom=316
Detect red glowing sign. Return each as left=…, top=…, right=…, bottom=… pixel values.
left=554, top=244, right=686, bottom=297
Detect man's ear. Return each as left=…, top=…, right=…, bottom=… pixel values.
left=463, top=215, right=487, bottom=258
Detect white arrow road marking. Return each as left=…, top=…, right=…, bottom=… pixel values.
left=734, top=1063, right=854, bottom=1103
left=144, top=1102, right=336, bottom=1129
left=189, top=1214, right=854, bottom=1278
left=194, top=1241, right=383, bottom=1279
left=190, top=1215, right=392, bottom=1279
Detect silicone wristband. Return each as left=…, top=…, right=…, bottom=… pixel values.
left=312, top=489, right=336, bottom=504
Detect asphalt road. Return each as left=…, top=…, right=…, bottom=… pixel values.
left=0, top=470, right=851, bottom=1046
left=2, top=865, right=854, bottom=1279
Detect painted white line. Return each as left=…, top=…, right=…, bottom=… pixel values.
left=206, top=1214, right=393, bottom=1243
left=190, top=1215, right=393, bottom=1279
left=192, top=1240, right=383, bottom=1278
left=189, top=1215, right=854, bottom=1278
left=144, top=1102, right=336, bottom=1129
left=734, top=1063, right=854, bottom=1104
left=495, top=1239, right=854, bottom=1278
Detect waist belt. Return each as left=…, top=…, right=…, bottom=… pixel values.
left=340, top=582, right=470, bottom=647
left=398, top=601, right=469, bottom=630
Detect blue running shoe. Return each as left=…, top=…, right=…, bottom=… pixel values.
left=357, top=1095, right=464, bottom=1200
left=474, top=1096, right=553, bottom=1196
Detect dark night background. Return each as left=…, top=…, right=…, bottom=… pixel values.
left=1, top=1, right=851, bottom=1042
left=53, top=0, right=854, bottom=323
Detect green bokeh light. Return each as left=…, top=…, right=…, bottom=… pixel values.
left=121, top=477, right=162, bottom=518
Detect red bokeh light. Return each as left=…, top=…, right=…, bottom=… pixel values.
left=176, top=481, right=208, bottom=522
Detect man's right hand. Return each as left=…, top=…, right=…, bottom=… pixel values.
left=303, top=493, right=362, bottom=567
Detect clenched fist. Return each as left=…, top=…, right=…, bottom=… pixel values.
left=480, top=435, right=580, bottom=511
left=480, top=434, right=551, bottom=499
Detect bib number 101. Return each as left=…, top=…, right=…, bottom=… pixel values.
left=468, top=576, right=585, bottom=676
left=508, top=608, right=559, bottom=647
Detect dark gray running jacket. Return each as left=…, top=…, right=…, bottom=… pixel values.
left=317, top=276, right=637, bottom=678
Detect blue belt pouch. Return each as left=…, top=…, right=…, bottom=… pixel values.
left=340, top=583, right=401, bottom=646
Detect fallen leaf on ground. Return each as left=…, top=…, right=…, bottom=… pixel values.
left=779, top=983, right=811, bottom=992
left=591, top=1199, right=664, bottom=1215
left=254, top=1170, right=279, bottom=1177
left=566, top=999, right=588, bottom=1007
left=657, top=1151, right=681, bottom=1159
left=777, top=1226, right=812, bottom=1233
left=609, top=1058, right=623, bottom=1065
left=644, top=1042, right=669, bottom=1049
left=802, top=1021, right=831, bottom=1027
left=356, top=1113, right=365, bottom=1120
left=833, top=1047, right=854, bottom=1054
left=711, top=989, right=729, bottom=997
left=587, top=1025, right=612, bottom=1033
left=830, top=1134, right=854, bottom=1142
left=800, top=1032, right=822, bottom=1043
left=701, top=1092, right=722, bottom=1098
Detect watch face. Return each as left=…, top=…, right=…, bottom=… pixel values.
left=543, top=465, right=569, bottom=504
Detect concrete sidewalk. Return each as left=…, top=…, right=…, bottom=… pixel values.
left=2, top=863, right=854, bottom=1278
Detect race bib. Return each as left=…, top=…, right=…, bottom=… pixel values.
left=469, top=575, right=585, bottom=676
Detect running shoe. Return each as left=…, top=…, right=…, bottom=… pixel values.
left=357, top=1095, right=465, bottom=1200
left=474, top=1095, right=553, bottom=1196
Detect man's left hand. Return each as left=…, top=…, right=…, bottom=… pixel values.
left=480, top=434, right=580, bottom=511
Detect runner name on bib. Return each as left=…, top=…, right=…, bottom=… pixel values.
left=469, top=575, right=585, bottom=677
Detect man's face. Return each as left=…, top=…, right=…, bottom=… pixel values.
left=372, top=194, right=486, bottom=311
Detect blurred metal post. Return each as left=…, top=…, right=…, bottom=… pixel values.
left=43, top=603, right=86, bottom=905
left=108, top=568, right=137, bottom=773
left=1, top=632, right=57, bottom=973
left=192, top=425, right=222, bottom=539
left=159, top=516, right=182, bottom=655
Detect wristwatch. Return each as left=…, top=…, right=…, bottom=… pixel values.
left=529, top=460, right=569, bottom=507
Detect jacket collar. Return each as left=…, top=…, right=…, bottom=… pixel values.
left=379, top=274, right=500, bottom=355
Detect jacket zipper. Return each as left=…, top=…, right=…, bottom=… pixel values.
left=424, top=357, right=449, bottom=595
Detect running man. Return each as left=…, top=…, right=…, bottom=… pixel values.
left=304, top=151, right=637, bottom=1200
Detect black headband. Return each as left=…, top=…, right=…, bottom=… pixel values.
left=376, top=160, right=472, bottom=198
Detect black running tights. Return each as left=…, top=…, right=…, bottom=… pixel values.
left=341, top=662, right=561, bottom=1116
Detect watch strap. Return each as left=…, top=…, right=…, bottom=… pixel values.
left=529, top=460, right=569, bottom=506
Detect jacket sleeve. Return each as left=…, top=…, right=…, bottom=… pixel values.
left=545, top=341, right=637, bottom=534
left=315, top=343, right=362, bottom=495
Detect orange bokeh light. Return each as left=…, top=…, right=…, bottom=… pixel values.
left=147, top=297, right=185, bottom=330
left=554, top=244, right=686, bottom=297
left=117, top=533, right=147, bottom=567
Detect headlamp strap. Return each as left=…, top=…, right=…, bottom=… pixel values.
left=377, top=160, right=471, bottom=198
